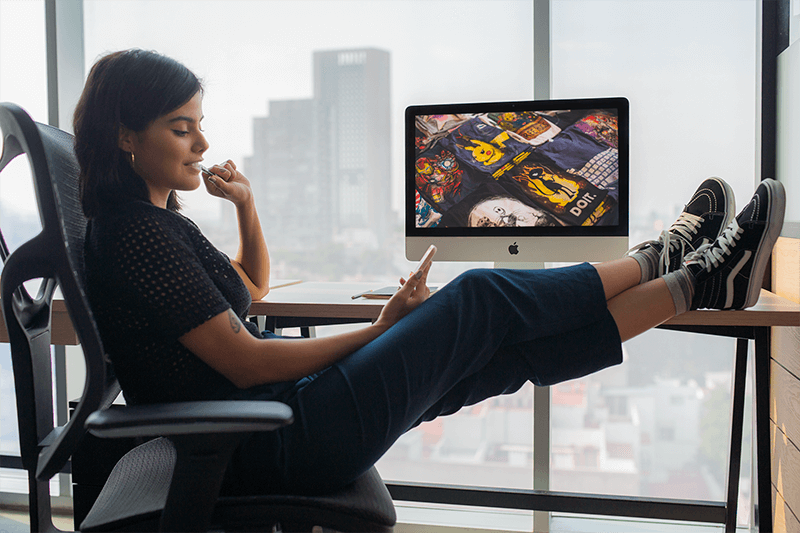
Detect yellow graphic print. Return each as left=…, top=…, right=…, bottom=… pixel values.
left=513, top=165, right=579, bottom=208
left=493, top=112, right=551, bottom=140
left=460, top=131, right=511, bottom=166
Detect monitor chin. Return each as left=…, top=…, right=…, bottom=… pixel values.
left=407, top=236, right=630, bottom=264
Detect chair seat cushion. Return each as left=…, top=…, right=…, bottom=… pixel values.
left=80, top=437, right=395, bottom=532
left=213, top=466, right=396, bottom=532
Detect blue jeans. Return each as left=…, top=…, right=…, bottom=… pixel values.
left=223, top=263, right=623, bottom=495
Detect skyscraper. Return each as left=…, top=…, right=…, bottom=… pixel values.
left=245, top=99, right=321, bottom=248
left=313, top=48, right=392, bottom=246
left=245, top=48, right=392, bottom=251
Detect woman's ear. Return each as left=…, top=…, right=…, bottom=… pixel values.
left=117, top=124, right=137, bottom=153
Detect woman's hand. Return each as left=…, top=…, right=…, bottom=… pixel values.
left=202, top=160, right=253, bottom=207
left=374, top=263, right=432, bottom=332
left=203, top=159, right=270, bottom=300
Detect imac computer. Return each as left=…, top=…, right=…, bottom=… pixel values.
left=406, top=97, right=629, bottom=264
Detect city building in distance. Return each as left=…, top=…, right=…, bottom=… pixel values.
left=245, top=48, right=392, bottom=251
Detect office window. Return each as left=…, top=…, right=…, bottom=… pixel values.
left=0, top=0, right=49, bottom=495
left=82, top=3, right=537, bottom=524
left=0, top=0, right=47, bottom=121
left=0, top=0, right=48, bottom=254
left=551, top=0, right=757, bottom=524
left=4, top=1, right=765, bottom=529
left=83, top=0, right=532, bottom=283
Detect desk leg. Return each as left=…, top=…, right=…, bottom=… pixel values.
left=725, top=339, right=749, bottom=532
left=261, top=316, right=276, bottom=333
left=753, top=328, right=772, bottom=532
left=54, top=345, right=71, bottom=499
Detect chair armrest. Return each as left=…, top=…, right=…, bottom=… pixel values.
left=85, top=400, right=293, bottom=439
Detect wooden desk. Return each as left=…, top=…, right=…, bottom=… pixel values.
left=251, top=283, right=800, bottom=533
left=666, top=289, right=800, bottom=327
left=12, top=281, right=791, bottom=344
left=3, top=283, right=793, bottom=349
left=0, top=279, right=303, bottom=346
left=253, top=283, right=799, bottom=327
left=0, top=297, right=79, bottom=345
left=250, top=281, right=386, bottom=323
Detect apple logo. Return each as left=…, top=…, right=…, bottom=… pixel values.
left=508, top=242, right=519, bottom=255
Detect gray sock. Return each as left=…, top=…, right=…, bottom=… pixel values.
left=662, top=266, right=695, bottom=315
left=629, top=245, right=661, bottom=284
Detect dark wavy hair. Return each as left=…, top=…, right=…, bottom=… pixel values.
left=73, top=49, right=203, bottom=217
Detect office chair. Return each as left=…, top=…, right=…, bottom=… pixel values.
left=0, top=102, right=396, bottom=532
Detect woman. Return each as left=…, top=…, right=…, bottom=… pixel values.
left=75, top=49, right=785, bottom=495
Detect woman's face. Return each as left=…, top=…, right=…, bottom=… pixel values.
left=119, top=91, right=208, bottom=208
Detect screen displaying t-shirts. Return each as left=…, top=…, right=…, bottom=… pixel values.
left=408, top=99, right=627, bottom=233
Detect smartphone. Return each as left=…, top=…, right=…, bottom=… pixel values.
left=412, top=244, right=437, bottom=279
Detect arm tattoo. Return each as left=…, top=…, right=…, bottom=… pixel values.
left=227, top=309, right=242, bottom=334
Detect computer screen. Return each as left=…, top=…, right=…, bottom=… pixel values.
left=406, top=97, right=629, bottom=263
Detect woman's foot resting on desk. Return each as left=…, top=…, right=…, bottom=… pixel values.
left=602, top=178, right=785, bottom=341
left=622, top=177, right=785, bottom=312
left=650, top=178, right=785, bottom=313
left=627, top=177, right=735, bottom=283
left=685, top=178, right=786, bottom=310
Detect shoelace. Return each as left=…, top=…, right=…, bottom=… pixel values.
left=626, top=211, right=704, bottom=276
left=684, top=219, right=744, bottom=272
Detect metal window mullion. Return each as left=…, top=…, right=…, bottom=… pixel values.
left=45, top=0, right=84, bottom=131
left=533, top=385, right=550, bottom=532
left=45, top=0, right=85, bottom=501
left=532, top=2, right=551, bottom=531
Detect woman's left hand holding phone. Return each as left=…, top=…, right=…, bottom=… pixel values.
left=374, top=261, right=432, bottom=332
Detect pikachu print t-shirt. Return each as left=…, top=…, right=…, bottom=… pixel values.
left=439, top=117, right=531, bottom=176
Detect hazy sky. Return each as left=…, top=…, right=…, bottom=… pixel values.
left=82, top=0, right=535, bottom=220
left=552, top=0, right=758, bottom=223
left=1, top=0, right=759, bottom=226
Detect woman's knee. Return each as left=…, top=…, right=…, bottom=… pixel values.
left=451, top=268, right=497, bottom=289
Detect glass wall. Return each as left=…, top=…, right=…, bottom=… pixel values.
left=0, top=1, right=763, bottom=529
left=0, top=0, right=48, bottom=495
left=81, top=1, right=538, bottom=525
left=82, top=0, right=532, bottom=284
left=551, top=0, right=758, bottom=525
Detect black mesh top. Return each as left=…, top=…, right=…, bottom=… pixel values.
left=84, top=200, right=260, bottom=404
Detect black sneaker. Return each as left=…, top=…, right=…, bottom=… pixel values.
left=685, top=178, right=786, bottom=310
left=627, top=177, right=735, bottom=276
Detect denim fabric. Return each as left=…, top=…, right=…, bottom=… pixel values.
left=223, top=263, right=622, bottom=495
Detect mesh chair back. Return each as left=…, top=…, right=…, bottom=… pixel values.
left=0, top=103, right=113, bottom=529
